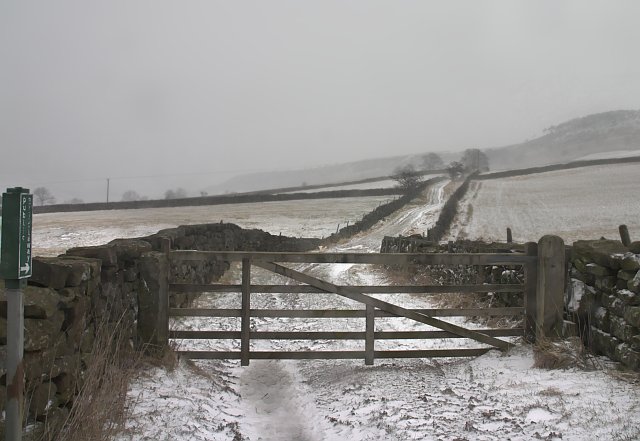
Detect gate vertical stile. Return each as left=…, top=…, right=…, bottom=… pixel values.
left=365, top=305, right=375, bottom=365
left=241, top=258, right=251, bottom=366
left=524, top=242, right=538, bottom=342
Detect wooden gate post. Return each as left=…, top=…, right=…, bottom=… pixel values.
left=138, top=251, right=169, bottom=352
left=536, top=235, right=565, bottom=340
left=619, top=225, right=631, bottom=247
left=523, top=242, right=538, bottom=342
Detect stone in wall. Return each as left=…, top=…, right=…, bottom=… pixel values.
left=590, top=326, right=620, bottom=360
left=615, top=344, right=640, bottom=370
left=572, top=240, right=628, bottom=269
left=621, top=254, right=640, bottom=271
left=629, top=270, right=640, bottom=293
left=566, top=278, right=597, bottom=317
left=625, top=306, right=640, bottom=328
left=628, top=241, right=640, bottom=254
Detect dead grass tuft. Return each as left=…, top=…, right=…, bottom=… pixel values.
left=28, top=315, right=169, bottom=441
left=182, top=359, right=238, bottom=395
left=533, top=337, right=597, bottom=370
left=607, top=367, right=640, bottom=385
left=538, top=386, right=563, bottom=397
left=49, top=312, right=148, bottom=441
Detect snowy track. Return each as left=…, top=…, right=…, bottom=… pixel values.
left=87, top=181, right=640, bottom=440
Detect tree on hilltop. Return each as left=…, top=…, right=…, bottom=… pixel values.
left=422, top=152, right=444, bottom=170
left=122, top=190, right=143, bottom=202
left=446, top=161, right=465, bottom=180
left=33, top=187, right=56, bottom=206
left=392, top=165, right=423, bottom=192
left=460, top=148, right=490, bottom=172
left=164, top=188, right=187, bottom=199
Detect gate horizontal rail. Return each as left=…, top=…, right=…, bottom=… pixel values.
left=168, top=250, right=534, bottom=266
left=170, top=283, right=524, bottom=294
left=169, top=306, right=524, bottom=318
left=177, top=348, right=494, bottom=360
left=169, top=329, right=523, bottom=340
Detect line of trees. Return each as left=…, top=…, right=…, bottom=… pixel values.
left=34, top=187, right=56, bottom=206
left=393, top=148, right=490, bottom=190
left=25, top=186, right=190, bottom=205
left=447, top=149, right=490, bottom=180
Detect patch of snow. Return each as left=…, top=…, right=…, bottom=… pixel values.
left=525, top=407, right=557, bottom=423
left=567, top=279, right=585, bottom=313
left=575, top=149, right=640, bottom=161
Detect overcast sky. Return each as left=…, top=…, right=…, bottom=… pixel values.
left=1, top=1, right=639, bottom=202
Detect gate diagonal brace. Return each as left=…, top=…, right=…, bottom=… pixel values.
left=254, top=261, right=513, bottom=352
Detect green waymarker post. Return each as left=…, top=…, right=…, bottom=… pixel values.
left=1, top=187, right=33, bottom=441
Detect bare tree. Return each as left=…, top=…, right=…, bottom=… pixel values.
left=460, top=148, right=490, bottom=172
left=164, top=187, right=187, bottom=199
left=446, top=161, right=465, bottom=180
left=393, top=165, right=423, bottom=192
left=33, top=187, right=56, bottom=206
left=422, top=152, right=444, bottom=170
left=121, top=190, right=142, bottom=202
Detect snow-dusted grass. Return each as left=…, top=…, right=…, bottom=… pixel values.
left=278, top=174, right=444, bottom=194
left=452, top=163, right=640, bottom=244
left=575, top=149, right=640, bottom=161
left=278, top=179, right=399, bottom=194
left=32, top=195, right=393, bottom=256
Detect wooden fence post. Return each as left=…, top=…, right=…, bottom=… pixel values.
left=536, top=235, right=565, bottom=340
left=524, top=242, right=538, bottom=342
left=138, top=251, right=169, bottom=352
left=241, top=258, right=251, bottom=366
left=365, top=305, right=375, bottom=365
left=619, top=225, right=631, bottom=247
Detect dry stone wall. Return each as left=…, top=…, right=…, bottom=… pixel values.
left=0, top=223, right=320, bottom=436
left=567, top=239, right=640, bottom=369
left=381, top=235, right=640, bottom=370
left=380, top=237, right=525, bottom=307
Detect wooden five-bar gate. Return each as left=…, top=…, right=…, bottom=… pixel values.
left=160, top=236, right=565, bottom=366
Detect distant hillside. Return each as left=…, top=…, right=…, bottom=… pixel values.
left=486, top=110, right=640, bottom=170
left=204, top=153, right=456, bottom=194
left=205, top=109, right=640, bottom=194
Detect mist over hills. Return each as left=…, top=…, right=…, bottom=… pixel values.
left=203, top=152, right=457, bottom=195
left=206, top=109, right=640, bottom=194
left=486, top=109, right=640, bottom=170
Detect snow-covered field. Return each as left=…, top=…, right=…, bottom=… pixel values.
left=32, top=196, right=393, bottom=256
left=452, top=163, right=640, bottom=244
left=278, top=173, right=444, bottom=194
left=278, top=179, right=399, bottom=194
left=575, top=149, right=640, bottom=161
left=29, top=182, right=640, bottom=440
